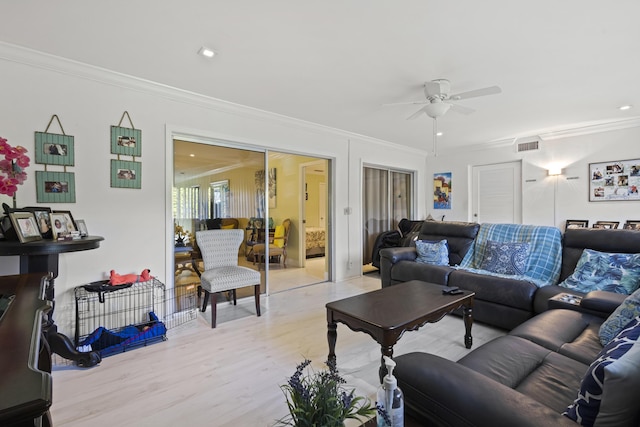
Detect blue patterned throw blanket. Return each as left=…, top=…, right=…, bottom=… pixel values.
left=458, top=223, right=563, bottom=287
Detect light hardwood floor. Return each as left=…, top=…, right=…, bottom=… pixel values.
left=51, top=274, right=504, bottom=427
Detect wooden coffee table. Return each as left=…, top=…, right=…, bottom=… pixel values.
left=326, top=280, right=474, bottom=381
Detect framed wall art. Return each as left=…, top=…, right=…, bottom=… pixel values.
left=268, top=167, right=277, bottom=209
left=434, top=172, right=452, bottom=209
left=589, top=159, right=640, bottom=202
left=111, top=159, right=141, bottom=189
left=36, top=171, right=76, bottom=203
left=110, top=125, right=142, bottom=157
left=34, top=131, right=75, bottom=166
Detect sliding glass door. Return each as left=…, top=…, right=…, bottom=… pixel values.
left=362, top=166, right=413, bottom=270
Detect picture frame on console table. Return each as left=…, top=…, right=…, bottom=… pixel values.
left=9, top=212, right=43, bottom=243
left=589, top=159, right=640, bottom=202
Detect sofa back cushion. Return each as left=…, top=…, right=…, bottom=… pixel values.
left=418, top=221, right=479, bottom=266
left=561, top=228, right=640, bottom=282
left=564, top=316, right=640, bottom=426
left=459, top=223, right=563, bottom=287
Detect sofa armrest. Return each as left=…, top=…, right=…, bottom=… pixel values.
left=395, top=352, right=577, bottom=427
left=580, top=290, right=625, bottom=315
left=379, top=247, right=417, bottom=287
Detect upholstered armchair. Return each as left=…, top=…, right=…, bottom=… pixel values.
left=252, top=218, right=291, bottom=270
left=195, top=229, right=261, bottom=328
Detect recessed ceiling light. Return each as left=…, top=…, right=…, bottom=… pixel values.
left=436, top=132, right=443, bottom=136
left=619, top=105, right=632, bottom=111
left=189, top=153, right=195, bottom=157
left=198, top=46, right=215, bottom=58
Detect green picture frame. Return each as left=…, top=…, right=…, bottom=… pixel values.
left=36, top=171, right=76, bottom=203
left=111, top=159, right=141, bottom=189
left=110, top=126, right=142, bottom=157
left=34, top=131, right=75, bottom=166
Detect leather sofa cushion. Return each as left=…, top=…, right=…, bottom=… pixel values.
left=458, top=335, right=588, bottom=413
left=448, top=269, right=537, bottom=311
left=510, top=309, right=604, bottom=365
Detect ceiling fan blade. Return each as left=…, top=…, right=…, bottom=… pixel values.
left=382, top=100, right=428, bottom=107
left=449, top=103, right=475, bottom=115
left=406, top=106, right=428, bottom=120
left=449, top=85, right=502, bottom=101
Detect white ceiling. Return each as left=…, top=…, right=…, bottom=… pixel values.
left=3, top=1, right=640, bottom=151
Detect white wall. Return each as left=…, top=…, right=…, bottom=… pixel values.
left=0, top=43, right=427, bottom=335
left=427, top=125, right=640, bottom=228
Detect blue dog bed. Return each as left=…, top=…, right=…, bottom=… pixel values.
left=78, top=311, right=167, bottom=357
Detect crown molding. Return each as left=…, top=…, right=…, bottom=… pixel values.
left=434, top=116, right=640, bottom=156
left=0, top=42, right=427, bottom=156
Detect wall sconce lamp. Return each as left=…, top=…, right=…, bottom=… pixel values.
left=548, top=167, right=563, bottom=176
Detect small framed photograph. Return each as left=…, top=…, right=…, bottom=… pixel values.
left=22, top=206, right=53, bottom=239
left=52, top=210, right=77, bottom=232
left=75, top=219, right=89, bottom=237
left=50, top=212, right=70, bottom=239
left=623, top=221, right=640, bottom=230
left=110, top=126, right=142, bottom=157
left=565, top=220, right=589, bottom=230
left=111, top=159, right=141, bottom=189
left=36, top=171, right=76, bottom=203
left=34, top=131, right=75, bottom=166
left=593, top=221, right=620, bottom=229
left=9, top=212, right=42, bottom=243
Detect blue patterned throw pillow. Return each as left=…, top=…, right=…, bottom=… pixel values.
left=415, top=239, right=449, bottom=265
left=479, top=240, right=529, bottom=275
left=599, top=287, right=640, bottom=346
left=559, top=249, right=640, bottom=295
left=564, top=316, right=640, bottom=426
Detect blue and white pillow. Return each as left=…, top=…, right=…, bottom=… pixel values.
left=479, top=240, right=529, bottom=276
left=564, top=316, right=640, bottom=426
left=415, top=239, right=449, bottom=266
left=599, top=287, right=640, bottom=346
left=559, top=249, right=640, bottom=295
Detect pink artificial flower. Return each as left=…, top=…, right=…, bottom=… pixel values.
left=15, top=155, right=30, bottom=168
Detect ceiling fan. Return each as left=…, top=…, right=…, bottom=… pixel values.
left=385, top=79, right=501, bottom=156
left=386, top=79, right=502, bottom=120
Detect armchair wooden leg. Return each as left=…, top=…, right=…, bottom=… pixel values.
left=211, top=292, right=218, bottom=328
left=232, top=289, right=237, bottom=305
left=201, top=290, right=209, bottom=312
left=254, top=284, right=261, bottom=317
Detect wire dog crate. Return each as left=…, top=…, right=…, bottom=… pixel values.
left=74, top=278, right=197, bottom=358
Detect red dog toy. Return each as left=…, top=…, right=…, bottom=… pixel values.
left=109, top=269, right=151, bottom=285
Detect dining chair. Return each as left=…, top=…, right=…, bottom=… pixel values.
left=252, top=218, right=291, bottom=270
left=195, top=229, right=261, bottom=328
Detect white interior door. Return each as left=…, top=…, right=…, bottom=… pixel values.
left=471, top=161, right=522, bottom=224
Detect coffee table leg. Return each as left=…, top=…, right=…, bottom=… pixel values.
left=327, top=321, right=337, bottom=364
left=379, top=345, right=394, bottom=383
left=463, top=304, right=473, bottom=349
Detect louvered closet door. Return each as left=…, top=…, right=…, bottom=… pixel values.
left=471, top=161, right=522, bottom=224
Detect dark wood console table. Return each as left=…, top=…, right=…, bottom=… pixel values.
left=0, top=273, right=53, bottom=426
left=0, top=236, right=104, bottom=367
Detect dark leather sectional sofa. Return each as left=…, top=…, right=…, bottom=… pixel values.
left=380, top=221, right=640, bottom=330
left=379, top=222, right=640, bottom=426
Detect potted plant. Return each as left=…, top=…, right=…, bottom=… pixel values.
left=276, top=359, right=375, bottom=427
